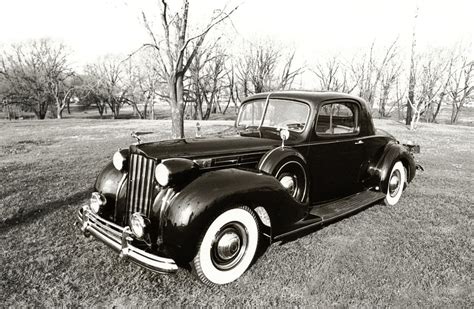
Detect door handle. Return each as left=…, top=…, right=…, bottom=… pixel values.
left=355, top=140, right=364, bottom=145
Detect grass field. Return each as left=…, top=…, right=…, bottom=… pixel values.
left=1, top=118, right=473, bottom=307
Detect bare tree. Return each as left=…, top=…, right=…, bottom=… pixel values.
left=249, top=43, right=279, bottom=93
left=83, top=56, right=128, bottom=119
left=278, top=51, right=304, bottom=90
left=236, top=40, right=303, bottom=96
left=187, top=41, right=227, bottom=120
left=449, top=57, right=473, bottom=124
left=405, top=7, right=419, bottom=127
left=202, top=48, right=227, bottom=119
left=0, top=39, right=73, bottom=119
left=235, top=52, right=253, bottom=99
left=425, top=53, right=455, bottom=123
left=351, top=40, right=399, bottom=111
left=312, top=56, right=357, bottom=93
left=416, top=51, right=454, bottom=123
left=138, top=0, right=238, bottom=138
left=223, top=61, right=239, bottom=114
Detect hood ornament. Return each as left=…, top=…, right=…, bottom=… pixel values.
left=131, top=131, right=142, bottom=144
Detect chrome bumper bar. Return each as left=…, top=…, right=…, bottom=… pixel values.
left=77, top=205, right=178, bottom=273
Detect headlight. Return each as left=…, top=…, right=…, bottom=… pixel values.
left=113, top=151, right=126, bottom=171
left=155, top=163, right=170, bottom=186
left=90, top=192, right=106, bottom=214
left=130, top=213, right=148, bottom=239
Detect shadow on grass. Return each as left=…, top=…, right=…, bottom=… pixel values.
left=0, top=189, right=92, bottom=230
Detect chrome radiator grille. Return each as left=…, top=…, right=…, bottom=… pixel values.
left=126, top=154, right=156, bottom=219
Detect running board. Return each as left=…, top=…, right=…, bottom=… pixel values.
left=274, top=190, right=385, bottom=241
left=309, top=190, right=385, bottom=220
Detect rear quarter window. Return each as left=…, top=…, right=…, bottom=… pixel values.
left=315, top=102, right=359, bottom=136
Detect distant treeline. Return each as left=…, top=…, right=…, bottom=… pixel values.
left=1, top=18, right=472, bottom=130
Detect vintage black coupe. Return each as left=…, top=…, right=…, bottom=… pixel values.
left=77, top=91, right=421, bottom=285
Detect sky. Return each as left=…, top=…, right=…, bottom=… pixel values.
left=0, top=0, right=472, bottom=68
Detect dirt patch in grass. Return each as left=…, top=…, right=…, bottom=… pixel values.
left=0, top=118, right=473, bottom=306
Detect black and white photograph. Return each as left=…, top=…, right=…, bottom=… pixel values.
left=1, top=0, right=472, bottom=307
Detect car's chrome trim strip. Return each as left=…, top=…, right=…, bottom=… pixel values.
left=78, top=205, right=178, bottom=273
left=296, top=134, right=391, bottom=147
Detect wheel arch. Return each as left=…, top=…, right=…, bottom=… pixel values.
left=160, top=168, right=306, bottom=262
left=258, top=146, right=310, bottom=203
left=258, top=146, right=307, bottom=172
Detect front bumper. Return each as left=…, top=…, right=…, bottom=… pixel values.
left=77, top=205, right=178, bottom=273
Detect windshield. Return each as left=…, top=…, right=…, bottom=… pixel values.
left=237, top=99, right=310, bottom=132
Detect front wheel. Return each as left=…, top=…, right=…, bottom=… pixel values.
left=192, top=206, right=260, bottom=286
left=384, top=161, right=406, bottom=206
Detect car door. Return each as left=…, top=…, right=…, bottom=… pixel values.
left=308, top=100, right=366, bottom=203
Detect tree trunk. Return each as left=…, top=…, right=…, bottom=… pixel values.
left=451, top=102, right=460, bottom=124
left=406, top=7, right=417, bottom=127
left=169, top=76, right=185, bottom=139
left=170, top=103, right=184, bottom=138
left=194, top=99, right=203, bottom=120
left=406, top=95, right=413, bottom=126
left=36, top=99, right=48, bottom=119
left=431, top=96, right=444, bottom=123
left=97, top=100, right=105, bottom=119
left=57, top=99, right=65, bottom=119
left=203, top=93, right=211, bottom=120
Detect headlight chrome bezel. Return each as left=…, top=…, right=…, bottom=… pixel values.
left=130, top=213, right=149, bottom=239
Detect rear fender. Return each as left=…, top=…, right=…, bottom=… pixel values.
left=374, top=142, right=416, bottom=192
left=161, top=168, right=306, bottom=262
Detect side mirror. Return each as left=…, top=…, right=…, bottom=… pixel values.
left=280, top=128, right=289, bottom=147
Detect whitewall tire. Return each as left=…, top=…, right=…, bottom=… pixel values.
left=192, top=206, right=260, bottom=286
left=384, top=161, right=406, bottom=206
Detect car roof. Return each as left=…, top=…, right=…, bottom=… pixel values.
left=242, top=91, right=366, bottom=108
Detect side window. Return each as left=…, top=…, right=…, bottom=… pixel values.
left=316, top=102, right=359, bottom=135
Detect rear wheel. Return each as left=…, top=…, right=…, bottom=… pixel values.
left=192, top=206, right=260, bottom=286
left=384, top=161, right=406, bottom=206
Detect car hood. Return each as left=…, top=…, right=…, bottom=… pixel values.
left=130, top=133, right=283, bottom=160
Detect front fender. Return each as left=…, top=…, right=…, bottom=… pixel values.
left=375, top=142, right=416, bottom=192
left=161, top=168, right=306, bottom=262
left=94, top=161, right=125, bottom=204
left=94, top=161, right=127, bottom=221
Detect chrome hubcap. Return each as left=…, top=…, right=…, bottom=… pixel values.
left=212, top=223, right=247, bottom=270
left=280, top=176, right=295, bottom=193
left=216, top=232, right=241, bottom=260
left=389, top=170, right=401, bottom=197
